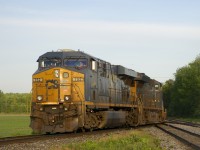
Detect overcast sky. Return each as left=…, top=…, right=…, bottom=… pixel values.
left=0, top=0, right=200, bottom=93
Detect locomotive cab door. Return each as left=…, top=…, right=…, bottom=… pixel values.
left=90, top=60, right=98, bottom=101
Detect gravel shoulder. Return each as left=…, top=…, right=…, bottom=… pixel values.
left=142, top=126, right=192, bottom=150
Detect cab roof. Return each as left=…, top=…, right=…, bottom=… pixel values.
left=37, top=49, right=96, bottom=62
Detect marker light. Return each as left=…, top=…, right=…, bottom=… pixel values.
left=63, top=72, right=69, bottom=78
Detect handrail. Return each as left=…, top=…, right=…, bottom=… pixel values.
left=73, top=83, right=84, bottom=100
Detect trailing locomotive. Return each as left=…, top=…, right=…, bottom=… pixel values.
left=30, top=49, right=166, bottom=133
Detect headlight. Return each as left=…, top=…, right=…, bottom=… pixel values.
left=64, top=96, right=70, bottom=101
left=37, top=95, right=43, bottom=101
left=54, top=70, right=59, bottom=78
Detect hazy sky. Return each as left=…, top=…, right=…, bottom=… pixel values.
left=0, top=0, right=200, bottom=93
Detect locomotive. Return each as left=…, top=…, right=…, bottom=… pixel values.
left=30, top=49, right=166, bottom=134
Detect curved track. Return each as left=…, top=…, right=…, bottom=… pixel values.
left=156, top=123, right=200, bottom=150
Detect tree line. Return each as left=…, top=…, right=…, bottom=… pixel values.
left=163, top=55, right=200, bottom=118
left=0, top=91, right=31, bottom=113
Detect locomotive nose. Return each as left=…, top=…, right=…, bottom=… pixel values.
left=33, top=68, right=71, bottom=104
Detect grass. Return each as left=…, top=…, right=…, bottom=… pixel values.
left=179, top=117, right=200, bottom=123
left=0, top=114, right=32, bottom=138
left=168, top=116, right=200, bottom=123
left=55, top=130, right=162, bottom=150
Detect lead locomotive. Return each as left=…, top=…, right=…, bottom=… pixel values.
left=30, top=49, right=166, bottom=133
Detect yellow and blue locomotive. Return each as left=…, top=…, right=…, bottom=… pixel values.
left=30, top=49, right=166, bottom=133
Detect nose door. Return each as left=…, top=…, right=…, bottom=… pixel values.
left=45, top=69, right=60, bottom=104
left=46, top=79, right=59, bottom=103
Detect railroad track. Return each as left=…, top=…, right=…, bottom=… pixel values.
left=167, top=119, right=200, bottom=128
left=0, top=128, right=133, bottom=146
left=0, top=132, right=90, bottom=146
left=0, top=134, right=51, bottom=146
left=156, top=123, right=200, bottom=150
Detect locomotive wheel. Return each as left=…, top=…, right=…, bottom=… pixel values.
left=84, top=113, right=99, bottom=130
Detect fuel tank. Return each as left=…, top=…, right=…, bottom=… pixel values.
left=98, top=111, right=126, bottom=128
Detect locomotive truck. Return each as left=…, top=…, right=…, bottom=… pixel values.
left=30, top=49, right=166, bottom=133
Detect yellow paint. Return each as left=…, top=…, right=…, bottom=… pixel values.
left=71, top=71, right=85, bottom=101
left=32, top=67, right=162, bottom=112
left=129, top=81, right=137, bottom=101
left=32, top=67, right=85, bottom=104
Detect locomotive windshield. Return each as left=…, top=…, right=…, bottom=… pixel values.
left=64, top=58, right=87, bottom=69
left=39, top=58, right=62, bottom=68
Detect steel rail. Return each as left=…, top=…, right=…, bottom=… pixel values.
left=165, top=123, right=200, bottom=137
left=156, top=124, right=200, bottom=150
left=0, top=134, right=49, bottom=146
left=167, top=119, right=200, bottom=128
left=0, top=127, right=137, bottom=146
